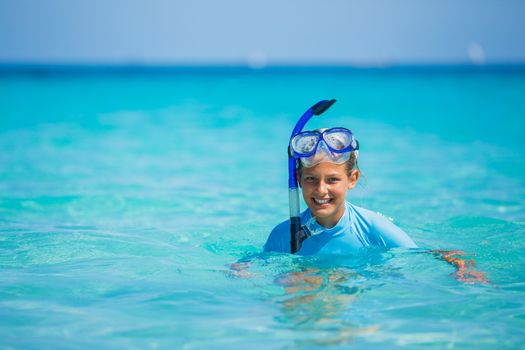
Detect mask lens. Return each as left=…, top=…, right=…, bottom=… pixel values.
left=300, top=143, right=351, bottom=168
left=291, top=132, right=319, bottom=155
left=323, top=129, right=352, bottom=151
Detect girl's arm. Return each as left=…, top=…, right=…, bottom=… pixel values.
left=432, top=250, right=489, bottom=284
left=229, top=261, right=252, bottom=278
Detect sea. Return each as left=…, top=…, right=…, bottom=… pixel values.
left=1, top=64, right=524, bottom=349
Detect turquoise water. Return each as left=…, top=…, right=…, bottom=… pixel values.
left=1, top=66, right=525, bottom=349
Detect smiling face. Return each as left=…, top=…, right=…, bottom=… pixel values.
left=299, top=162, right=359, bottom=229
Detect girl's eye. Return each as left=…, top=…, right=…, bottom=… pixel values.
left=304, top=176, right=316, bottom=182
left=327, top=177, right=340, bottom=183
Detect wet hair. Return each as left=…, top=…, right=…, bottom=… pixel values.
left=297, top=151, right=359, bottom=179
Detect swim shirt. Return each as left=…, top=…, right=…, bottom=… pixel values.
left=264, top=201, right=417, bottom=255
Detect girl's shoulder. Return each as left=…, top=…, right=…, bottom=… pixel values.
left=346, top=202, right=388, bottom=224
left=264, top=218, right=290, bottom=253
left=264, top=208, right=312, bottom=253
left=346, top=201, right=417, bottom=248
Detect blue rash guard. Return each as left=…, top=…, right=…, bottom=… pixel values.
left=264, top=201, right=417, bottom=255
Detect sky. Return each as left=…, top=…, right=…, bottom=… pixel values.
left=1, top=0, right=525, bottom=66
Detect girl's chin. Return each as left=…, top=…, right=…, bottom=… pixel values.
left=309, top=202, right=345, bottom=222
left=312, top=203, right=331, bottom=210
left=310, top=206, right=334, bottom=217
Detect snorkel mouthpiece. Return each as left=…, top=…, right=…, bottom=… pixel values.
left=288, top=99, right=337, bottom=254
left=313, top=99, right=336, bottom=115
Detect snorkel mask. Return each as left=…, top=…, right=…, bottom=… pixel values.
left=290, top=127, right=359, bottom=168
left=287, top=99, right=359, bottom=253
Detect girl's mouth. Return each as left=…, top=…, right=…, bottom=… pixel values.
left=313, top=198, right=332, bottom=205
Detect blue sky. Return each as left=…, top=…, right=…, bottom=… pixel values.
left=1, top=0, right=524, bottom=65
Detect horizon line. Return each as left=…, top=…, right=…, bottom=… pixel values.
left=1, top=61, right=525, bottom=74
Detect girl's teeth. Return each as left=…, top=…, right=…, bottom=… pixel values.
left=314, top=198, right=330, bottom=204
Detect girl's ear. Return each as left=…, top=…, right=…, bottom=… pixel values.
left=347, top=169, right=360, bottom=190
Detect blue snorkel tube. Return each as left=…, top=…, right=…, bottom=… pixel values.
left=288, top=99, right=337, bottom=253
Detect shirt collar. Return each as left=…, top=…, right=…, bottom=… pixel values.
left=302, top=202, right=349, bottom=236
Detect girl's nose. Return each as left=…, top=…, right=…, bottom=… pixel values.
left=316, top=180, right=328, bottom=194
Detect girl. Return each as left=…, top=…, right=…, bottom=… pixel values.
left=260, top=100, right=487, bottom=284
left=264, top=125, right=417, bottom=255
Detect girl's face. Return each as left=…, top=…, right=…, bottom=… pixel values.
left=300, top=162, right=359, bottom=228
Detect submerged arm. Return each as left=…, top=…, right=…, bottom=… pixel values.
left=432, top=250, right=489, bottom=284
left=229, top=261, right=252, bottom=278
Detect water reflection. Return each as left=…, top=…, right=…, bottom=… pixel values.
left=229, top=247, right=493, bottom=348
left=272, top=252, right=387, bottom=346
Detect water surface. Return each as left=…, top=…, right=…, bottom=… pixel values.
left=1, top=66, right=524, bottom=349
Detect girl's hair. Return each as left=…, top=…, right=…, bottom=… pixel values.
left=297, top=151, right=359, bottom=178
